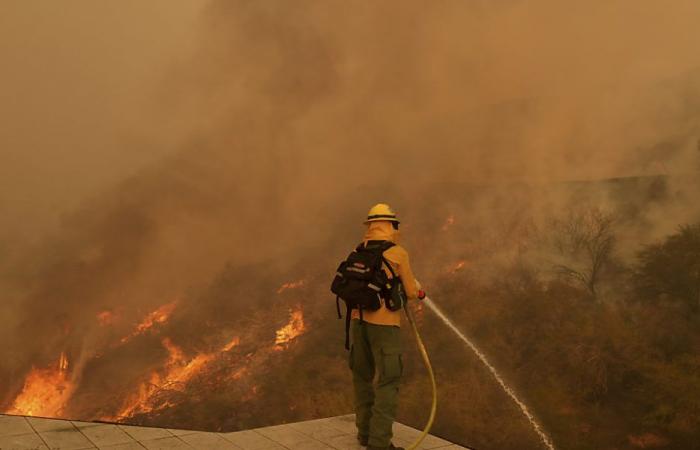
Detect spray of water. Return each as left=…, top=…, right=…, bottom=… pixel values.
left=423, top=297, right=556, bottom=450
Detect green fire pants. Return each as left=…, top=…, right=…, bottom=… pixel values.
left=349, top=319, right=403, bottom=448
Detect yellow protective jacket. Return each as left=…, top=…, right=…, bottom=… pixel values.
left=350, top=221, right=419, bottom=327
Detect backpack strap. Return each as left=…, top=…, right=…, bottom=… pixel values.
left=380, top=240, right=396, bottom=250
left=344, top=303, right=352, bottom=350
left=382, top=256, right=398, bottom=279
left=367, top=240, right=399, bottom=296
left=343, top=304, right=364, bottom=351
left=378, top=240, right=398, bottom=279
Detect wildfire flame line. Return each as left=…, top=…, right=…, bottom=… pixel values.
left=221, top=336, right=240, bottom=352
left=109, top=335, right=240, bottom=420
left=274, top=308, right=306, bottom=348
left=108, top=306, right=306, bottom=421
left=120, top=301, right=177, bottom=344
left=276, top=279, right=305, bottom=294
left=8, top=352, right=74, bottom=417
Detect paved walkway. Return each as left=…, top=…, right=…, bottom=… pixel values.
left=0, top=414, right=467, bottom=449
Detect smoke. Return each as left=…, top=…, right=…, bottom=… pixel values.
left=174, top=0, right=700, bottom=182
left=2, top=0, right=700, bottom=422
left=0, top=0, right=206, bottom=253
left=160, top=0, right=700, bottom=247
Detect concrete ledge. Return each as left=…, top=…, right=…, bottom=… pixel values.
left=0, top=414, right=466, bottom=449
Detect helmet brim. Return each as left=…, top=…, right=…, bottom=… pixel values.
left=364, top=217, right=400, bottom=225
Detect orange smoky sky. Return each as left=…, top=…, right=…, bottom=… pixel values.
left=2, top=0, right=699, bottom=251
left=0, top=0, right=207, bottom=246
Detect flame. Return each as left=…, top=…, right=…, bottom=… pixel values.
left=8, top=352, right=74, bottom=417
left=134, top=302, right=177, bottom=334
left=111, top=335, right=240, bottom=420
left=59, top=352, right=69, bottom=370
left=274, top=308, right=306, bottom=349
left=221, top=336, right=240, bottom=352
left=108, top=307, right=304, bottom=421
left=276, top=279, right=306, bottom=294
left=112, top=338, right=212, bottom=418
left=448, top=260, right=467, bottom=274
left=109, top=309, right=304, bottom=420
left=97, top=310, right=115, bottom=326
left=113, top=373, right=164, bottom=419
left=121, top=301, right=177, bottom=343
left=442, top=214, right=456, bottom=231
left=160, top=338, right=214, bottom=386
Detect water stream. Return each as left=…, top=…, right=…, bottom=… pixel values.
left=423, top=297, right=556, bottom=450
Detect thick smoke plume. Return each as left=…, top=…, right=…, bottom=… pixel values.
left=1, top=0, right=700, bottom=446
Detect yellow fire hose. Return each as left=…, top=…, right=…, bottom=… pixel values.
left=403, top=295, right=437, bottom=450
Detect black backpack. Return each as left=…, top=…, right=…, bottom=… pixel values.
left=331, top=240, right=402, bottom=349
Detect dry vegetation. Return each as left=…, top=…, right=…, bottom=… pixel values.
left=126, top=181, right=697, bottom=450
left=2, top=177, right=699, bottom=450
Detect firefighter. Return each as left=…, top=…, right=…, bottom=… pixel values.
left=349, top=203, right=424, bottom=450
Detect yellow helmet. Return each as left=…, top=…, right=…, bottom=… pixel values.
left=364, top=203, right=400, bottom=224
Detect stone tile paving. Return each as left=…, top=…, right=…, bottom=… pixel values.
left=0, top=413, right=469, bottom=450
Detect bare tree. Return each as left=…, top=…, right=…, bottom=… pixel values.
left=546, top=207, right=616, bottom=300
